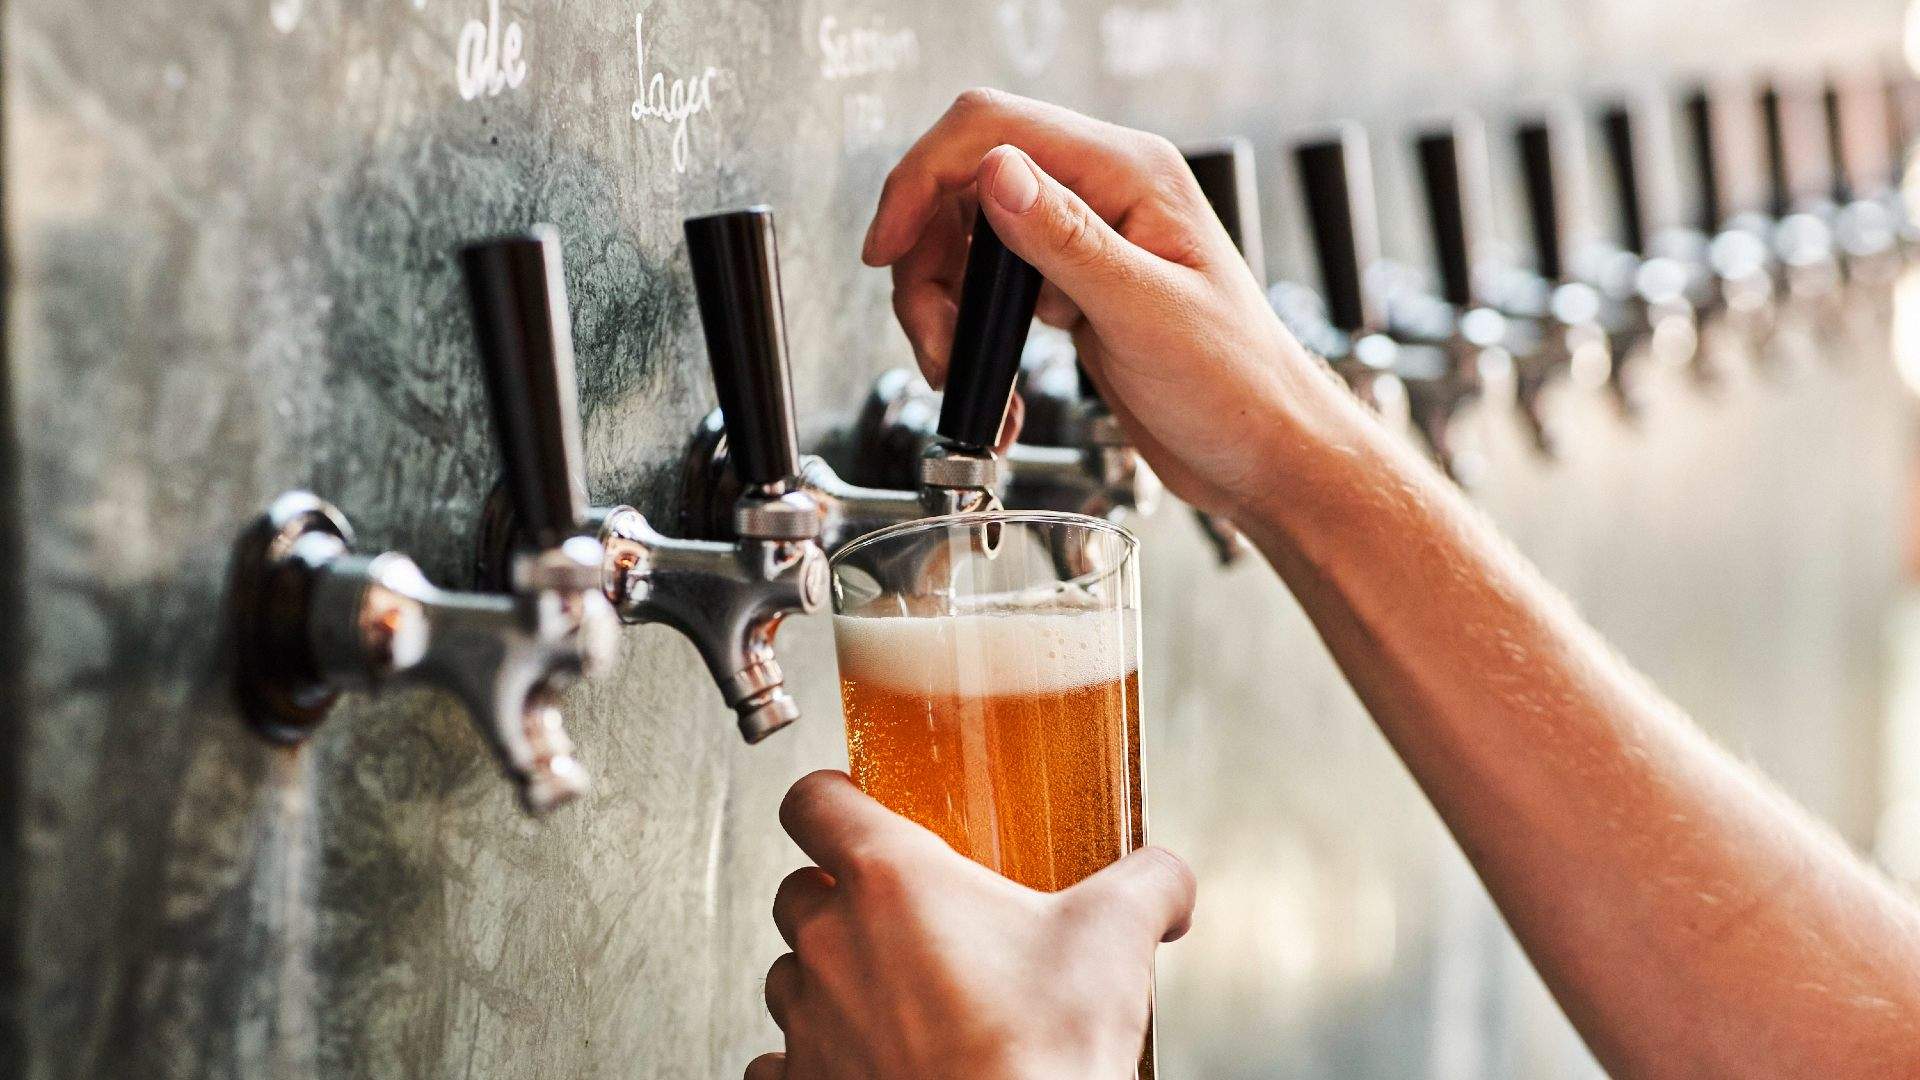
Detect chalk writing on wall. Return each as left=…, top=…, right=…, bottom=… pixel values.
left=457, top=0, right=528, bottom=100
left=817, top=14, right=921, bottom=153
left=631, top=12, right=721, bottom=174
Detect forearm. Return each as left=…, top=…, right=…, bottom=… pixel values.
left=1238, top=380, right=1920, bottom=1078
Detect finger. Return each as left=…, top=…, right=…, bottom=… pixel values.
left=974, top=145, right=1184, bottom=329
left=995, top=392, right=1026, bottom=454
left=744, top=1052, right=786, bottom=1080
left=1034, top=281, right=1083, bottom=330
left=865, top=89, right=1170, bottom=267
left=780, top=770, right=940, bottom=878
left=890, top=197, right=971, bottom=384
left=772, top=866, right=836, bottom=948
left=764, top=953, right=801, bottom=1031
left=1064, top=846, right=1198, bottom=944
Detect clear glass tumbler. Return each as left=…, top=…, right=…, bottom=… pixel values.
left=830, top=510, right=1152, bottom=1075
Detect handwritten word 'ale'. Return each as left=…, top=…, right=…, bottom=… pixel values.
left=457, top=0, right=527, bottom=100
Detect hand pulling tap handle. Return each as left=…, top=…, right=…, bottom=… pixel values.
left=1600, top=103, right=1651, bottom=256
left=1296, top=123, right=1383, bottom=334
left=1186, top=138, right=1267, bottom=284
left=684, top=207, right=804, bottom=489
left=1414, top=117, right=1489, bottom=308
left=461, top=226, right=590, bottom=550
left=937, top=215, right=1044, bottom=451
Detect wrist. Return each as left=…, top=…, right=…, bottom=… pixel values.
left=1225, top=341, right=1401, bottom=550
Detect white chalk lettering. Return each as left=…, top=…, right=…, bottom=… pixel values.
left=456, top=0, right=528, bottom=101
left=630, top=13, right=720, bottom=174
left=817, top=16, right=920, bottom=81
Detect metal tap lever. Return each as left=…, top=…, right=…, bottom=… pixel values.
left=1758, top=77, right=1843, bottom=306
left=919, top=215, right=1043, bottom=513
left=1415, top=118, right=1490, bottom=311
left=937, top=215, right=1044, bottom=453
left=1297, top=123, right=1384, bottom=337
left=1821, top=75, right=1903, bottom=273
left=685, top=207, right=804, bottom=490
left=463, top=228, right=591, bottom=550
left=227, top=227, right=617, bottom=817
left=594, top=207, right=828, bottom=743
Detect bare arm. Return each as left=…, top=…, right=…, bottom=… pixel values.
left=1239, top=378, right=1920, bottom=1077
left=755, top=89, right=1920, bottom=1080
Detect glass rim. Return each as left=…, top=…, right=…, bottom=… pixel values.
left=828, top=508, right=1138, bottom=572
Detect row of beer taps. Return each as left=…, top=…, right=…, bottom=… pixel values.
left=225, top=61, right=1920, bottom=816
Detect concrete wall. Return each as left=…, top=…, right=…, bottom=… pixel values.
left=4, top=0, right=1911, bottom=1076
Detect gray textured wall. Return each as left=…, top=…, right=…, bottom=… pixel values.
left=4, top=1, right=1913, bottom=1077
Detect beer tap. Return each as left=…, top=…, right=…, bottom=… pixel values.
left=1292, top=123, right=1452, bottom=471
left=1677, top=78, right=1779, bottom=373
left=1503, top=106, right=1671, bottom=421
left=1758, top=77, right=1846, bottom=310
left=680, top=208, right=1042, bottom=557
left=1822, top=72, right=1904, bottom=284
left=1414, top=114, right=1607, bottom=458
left=475, top=217, right=828, bottom=744
left=1591, top=95, right=1700, bottom=412
left=228, top=226, right=619, bottom=815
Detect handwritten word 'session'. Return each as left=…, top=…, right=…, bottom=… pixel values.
left=457, top=0, right=527, bottom=100
left=818, top=16, right=920, bottom=81
left=631, top=13, right=719, bottom=174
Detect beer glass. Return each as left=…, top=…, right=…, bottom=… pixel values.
left=830, top=510, right=1153, bottom=1075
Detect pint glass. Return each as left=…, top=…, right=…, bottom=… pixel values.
left=830, top=510, right=1153, bottom=1075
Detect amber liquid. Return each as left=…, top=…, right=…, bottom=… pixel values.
left=840, top=658, right=1151, bottom=1076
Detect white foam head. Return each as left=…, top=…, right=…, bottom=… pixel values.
left=834, top=609, right=1136, bottom=697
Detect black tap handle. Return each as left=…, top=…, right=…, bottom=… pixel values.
left=1824, top=81, right=1852, bottom=202
left=1762, top=79, right=1832, bottom=215
left=683, top=207, right=802, bottom=489
left=1515, top=109, right=1589, bottom=283
left=936, top=215, right=1043, bottom=451
left=1295, top=123, right=1382, bottom=334
left=1684, top=85, right=1727, bottom=230
left=1599, top=102, right=1650, bottom=255
left=461, top=226, right=589, bottom=550
left=1184, top=138, right=1266, bottom=284
left=1414, top=116, right=1491, bottom=308
left=1826, top=76, right=1890, bottom=203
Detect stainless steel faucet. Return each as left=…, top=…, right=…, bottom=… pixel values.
left=1291, top=123, right=1474, bottom=476
left=477, top=213, right=829, bottom=745
left=228, top=227, right=619, bottom=815
left=681, top=210, right=1049, bottom=559
left=1757, top=77, right=1847, bottom=318
left=1416, top=112, right=1613, bottom=459
left=1820, top=72, right=1906, bottom=286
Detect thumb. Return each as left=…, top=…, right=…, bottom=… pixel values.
left=1062, top=846, right=1197, bottom=944
left=975, top=145, right=1165, bottom=326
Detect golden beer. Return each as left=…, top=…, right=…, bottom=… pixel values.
left=836, top=610, right=1143, bottom=892
left=830, top=512, right=1152, bottom=1077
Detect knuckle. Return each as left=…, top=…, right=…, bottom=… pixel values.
left=950, top=86, right=1010, bottom=119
